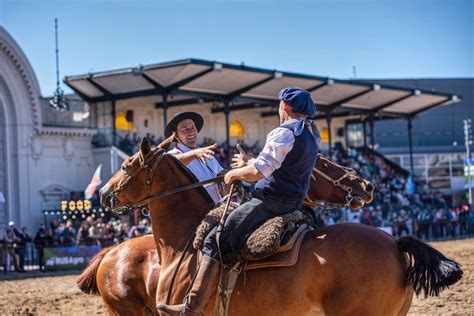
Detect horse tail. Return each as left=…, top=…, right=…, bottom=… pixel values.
left=77, top=246, right=113, bottom=295
left=397, top=236, right=463, bottom=297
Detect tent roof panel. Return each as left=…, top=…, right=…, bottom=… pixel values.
left=144, top=64, right=211, bottom=87
left=181, top=68, right=270, bottom=95
left=384, top=94, right=448, bottom=114
left=344, top=89, right=411, bottom=109
left=242, top=76, right=321, bottom=100
left=312, top=83, right=369, bottom=105
left=67, top=79, right=103, bottom=98
left=93, top=72, right=155, bottom=94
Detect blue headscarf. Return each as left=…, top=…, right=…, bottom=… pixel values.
left=278, top=86, right=317, bottom=117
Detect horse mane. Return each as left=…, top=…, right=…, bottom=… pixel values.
left=164, top=153, right=215, bottom=208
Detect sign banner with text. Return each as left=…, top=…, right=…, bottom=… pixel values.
left=44, top=245, right=102, bottom=271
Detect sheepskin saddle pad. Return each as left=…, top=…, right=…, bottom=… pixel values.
left=193, top=203, right=312, bottom=261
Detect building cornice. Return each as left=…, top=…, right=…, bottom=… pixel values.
left=38, top=126, right=97, bottom=137
left=0, top=27, right=43, bottom=131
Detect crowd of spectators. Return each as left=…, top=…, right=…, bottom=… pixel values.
left=1, top=216, right=152, bottom=272
left=314, top=147, right=474, bottom=240
left=117, top=131, right=474, bottom=240
left=118, top=132, right=164, bottom=155
left=1, top=222, right=31, bottom=272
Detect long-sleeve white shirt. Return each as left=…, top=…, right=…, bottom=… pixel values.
left=168, top=144, right=223, bottom=205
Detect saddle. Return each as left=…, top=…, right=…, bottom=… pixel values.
left=193, top=203, right=313, bottom=270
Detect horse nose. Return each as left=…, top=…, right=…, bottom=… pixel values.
left=99, top=185, right=110, bottom=206
left=366, top=183, right=374, bottom=194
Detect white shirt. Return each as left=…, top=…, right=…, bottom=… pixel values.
left=254, top=118, right=312, bottom=178
left=168, top=143, right=224, bottom=205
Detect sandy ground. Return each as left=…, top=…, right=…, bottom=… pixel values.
left=408, top=239, right=473, bottom=315
left=0, top=238, right=472, bottom=316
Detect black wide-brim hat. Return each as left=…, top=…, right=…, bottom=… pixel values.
left=165, top=112, right=204, bottom=138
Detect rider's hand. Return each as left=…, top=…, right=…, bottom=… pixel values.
left=231, top=143, right=249, bottom=169
left=224, top=170, right=235, bottom=184
left=193, top=143, right=217, bottom=164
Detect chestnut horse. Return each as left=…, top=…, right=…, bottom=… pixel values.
left=78, top=139, right=374, bottom=315
left=99, top=138, right=462, bottom=315
left=77, top=234, right=160, bottom=315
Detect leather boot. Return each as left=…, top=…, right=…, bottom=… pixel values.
left=157, top=256, right=221, bottom=316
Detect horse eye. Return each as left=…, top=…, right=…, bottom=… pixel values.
left=323, top=163, right=329, bottom=169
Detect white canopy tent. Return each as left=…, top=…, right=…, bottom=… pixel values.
left=64, top=58, right=461, bottom=172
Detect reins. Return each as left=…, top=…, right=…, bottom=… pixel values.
left=108, top=148, right=224, bottom=214
left=310, top=155, right=359, bottom=209
left=165, top=234, right=195, bottom=305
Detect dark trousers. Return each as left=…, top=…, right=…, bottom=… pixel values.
left=202, top=190, right=302, bottom=264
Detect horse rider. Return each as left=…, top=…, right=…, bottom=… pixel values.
left=165, top=112, right=224, bottom=206
left=158, top=87, right=319, bottom=316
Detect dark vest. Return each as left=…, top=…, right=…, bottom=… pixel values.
left=255, top=120, right=318, bottom=201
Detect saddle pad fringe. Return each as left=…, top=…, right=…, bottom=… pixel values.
left=194, top=204, right=309, bottom=260
left=241, top=211, right=307, bottom=260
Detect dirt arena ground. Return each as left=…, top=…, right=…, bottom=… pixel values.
left=0, top=238, right=472, bottom=315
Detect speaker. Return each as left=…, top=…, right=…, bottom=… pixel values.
left=126, top=110, right=134, bottom=122
left=337, top=127, right=344, bottom=137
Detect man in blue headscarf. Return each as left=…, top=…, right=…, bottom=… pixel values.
left=158, top=87, right=319, bottom=316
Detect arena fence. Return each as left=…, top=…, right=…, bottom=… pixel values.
left=1, top=242, right=103, bottom=273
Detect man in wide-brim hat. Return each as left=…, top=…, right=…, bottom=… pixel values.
left=158, top=87, right=319, bottom=316
left=165, top=111, right=224, bottom=205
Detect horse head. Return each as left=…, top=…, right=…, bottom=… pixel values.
left=99, top=135, right=177, bottom=214
left=308, top=154, right=374, bottom=210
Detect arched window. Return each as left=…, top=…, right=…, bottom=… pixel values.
left=230, top=120, right=245, bottom=138
left=115, top=111, right=134, bottom=131
left=320, top=127, right=329, bottom=143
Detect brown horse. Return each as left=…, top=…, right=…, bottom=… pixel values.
left=99, top=137, right=462, bottom=315
left=78, top=140, right=373, bottom=315
left=77, top=234, right=160, bottom=315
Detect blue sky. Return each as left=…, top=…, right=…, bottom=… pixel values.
left=1, top=0, right=472, bottom=96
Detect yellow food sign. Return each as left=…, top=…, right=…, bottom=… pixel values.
left=60, top=200, right=92, bottom=212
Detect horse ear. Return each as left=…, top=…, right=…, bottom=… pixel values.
left=158, top=132, right=175, bottom=151
left=140, top=137, right=152, bottom=156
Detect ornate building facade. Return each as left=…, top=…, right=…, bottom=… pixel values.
left=0, top=27, right=95, bottom=231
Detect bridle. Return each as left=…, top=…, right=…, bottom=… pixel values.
left=307, top=154, right=360, bottom=210
left=106, top=148, right=222, bottom=215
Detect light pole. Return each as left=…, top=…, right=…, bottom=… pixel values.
left=463, top=119, right=472, bottom=205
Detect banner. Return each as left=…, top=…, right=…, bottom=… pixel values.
left=44, top=245, right=102, bottom=271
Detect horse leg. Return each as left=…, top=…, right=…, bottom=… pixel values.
left=397, top=288, right=414, bottom=316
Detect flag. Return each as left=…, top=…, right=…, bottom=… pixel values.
left=404, top=173, right=415, bottom=194
left=85, top=164, right=102, bottom=199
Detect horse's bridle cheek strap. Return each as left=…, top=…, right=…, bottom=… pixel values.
left=312, top=156, right=358, bottom=208
left=108, top=149, right=166, bottom=212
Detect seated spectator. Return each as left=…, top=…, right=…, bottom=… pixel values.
left=76, top=222, right=92, bottom=245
